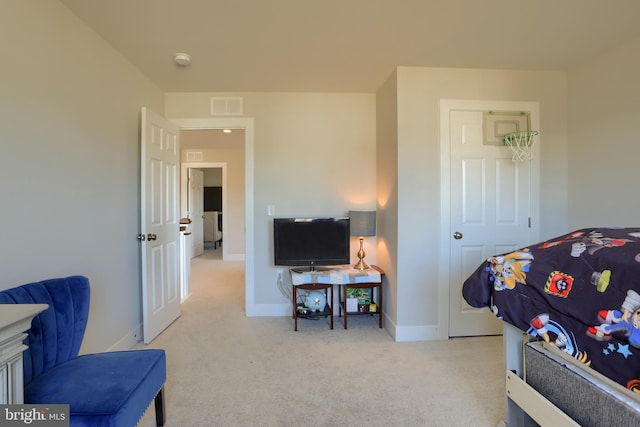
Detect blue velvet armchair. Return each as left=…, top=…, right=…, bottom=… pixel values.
left=0, top=276, right=166, bottom=426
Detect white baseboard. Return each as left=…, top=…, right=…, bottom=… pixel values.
left=109, top=324, right=143, bottom=351
left=245, top=302, right=290, bottom=317
left=392, top=321, right=446, bottom=342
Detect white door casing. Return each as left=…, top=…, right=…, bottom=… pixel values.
left=189, top=168, right=204, bottom=257
left=440, top=100, right=540, bottom=338
left=140, top=107, right=181, bottom=343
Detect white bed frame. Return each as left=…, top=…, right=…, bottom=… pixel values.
left=502, top=323, right=579, bottom=427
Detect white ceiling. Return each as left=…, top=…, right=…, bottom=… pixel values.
left=60, top=0, right=640, bottom=93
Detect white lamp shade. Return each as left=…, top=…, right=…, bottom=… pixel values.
left=349, top=210, right=376, bottom=237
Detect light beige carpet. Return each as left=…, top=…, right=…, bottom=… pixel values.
left=138, top=249, right=504, bottom=426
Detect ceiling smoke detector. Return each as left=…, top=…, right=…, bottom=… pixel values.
left=174, top=53, right=191, bottom=67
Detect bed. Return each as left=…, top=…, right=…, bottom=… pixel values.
left=462, top=227, right=640, bottom=426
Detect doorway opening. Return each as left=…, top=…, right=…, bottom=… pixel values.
left=181, top=129, right=244, bottom=257
left=185, top=166, right=225, bottom=296
left=182, top=164, right=228, bottom=260
left=171, top=117, right=256, bottom=316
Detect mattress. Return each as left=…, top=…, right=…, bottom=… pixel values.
left=525, top=341, right=640, bottom=426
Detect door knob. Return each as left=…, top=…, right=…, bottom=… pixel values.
left=147, top=233, right=157, bottom=241
left=137, top=234, right=146, bottom=241
left=453, top=231, right=463, bottom=240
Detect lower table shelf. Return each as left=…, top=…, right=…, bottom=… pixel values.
left=339, top=286, right=383, bottom=329
left=292, top=283, right=333, bottom=331
left=295, top=305, right=333, bottom=318
left=339, top=301, right=381, bottom=326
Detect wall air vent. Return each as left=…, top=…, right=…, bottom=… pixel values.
left=186, top=151, right=203, bottom=161
left=210, top=97, right=243, bottom=116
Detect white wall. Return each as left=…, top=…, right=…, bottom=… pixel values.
left=375, top=71, right=400, bottom=328
left=166, top=92, right=377, bottom=310
left=567, top=35, right=640, bottom=227
left=0, top=1, right=164, bottom=352
left=203, top=169, right=223, bottom=186
left=378, top=66, right=568, bottom=340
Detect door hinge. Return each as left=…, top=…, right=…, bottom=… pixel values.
left=528, top=217, right=532, bottom=228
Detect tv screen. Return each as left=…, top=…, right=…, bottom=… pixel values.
left=203, top=186, right=222, bottom=211
left=273, top=217, right=350, bottom=270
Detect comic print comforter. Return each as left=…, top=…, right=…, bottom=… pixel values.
left=462, top=227, right=640, bottom=393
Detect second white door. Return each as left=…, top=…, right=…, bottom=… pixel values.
left=448, top=108, right=535, bottom=337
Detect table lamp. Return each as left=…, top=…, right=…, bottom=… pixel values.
left=349, top=210, right=376, bottom=270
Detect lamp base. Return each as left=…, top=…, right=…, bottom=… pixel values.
left=353, top=237, right=370, bottom=270
left=353, top=259, right=370, bottom=270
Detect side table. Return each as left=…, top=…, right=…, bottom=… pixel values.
left=339, top=265, right=384, bottom=329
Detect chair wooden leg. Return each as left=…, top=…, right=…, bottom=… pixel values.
left=154, top=386, right=166, bottom=426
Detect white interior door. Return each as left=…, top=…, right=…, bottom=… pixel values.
left=140, top=107, right=181, bottom=343
left=189, top=168, right=204, bottom=257
left=448, top=109, right=532, bottom=337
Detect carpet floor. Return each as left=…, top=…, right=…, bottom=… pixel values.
left=138, top=247, right=505, bottom=426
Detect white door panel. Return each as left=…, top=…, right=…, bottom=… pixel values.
left=189, top=168, right=204, bottom=257
left=449, top=110, right=531, bottom=337
left=141, top=107, right=181, bottom=343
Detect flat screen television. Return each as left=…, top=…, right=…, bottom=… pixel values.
left=273, top=217, right=350, bottom=271
left=203, top=186, right=222, bottom=211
